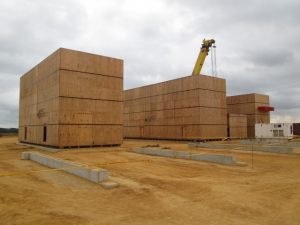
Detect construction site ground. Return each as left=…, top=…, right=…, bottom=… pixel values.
left=0, top=136, right=300, bottom=225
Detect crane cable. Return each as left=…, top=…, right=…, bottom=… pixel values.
left=210, top=44, right=218, bottom=77
left=213, top=44, right=217, bottom=77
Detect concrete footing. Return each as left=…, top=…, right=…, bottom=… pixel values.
left=240, top=139, right=288, bottom=145
left=189, top=142, right=295, bottom=154
left=287, top=142, right=300, bottom=147
left=100, top=181, right=120, bottom=189
left=189, top=142, right=233, bottom=150
left=21, top=152, right=109, bottom=183
left=190, top=153, right=236, bottom=165
left=131, top=147, right=237, bottom=166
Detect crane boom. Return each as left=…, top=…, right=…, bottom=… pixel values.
left=192, top=39, right=215, bottom=76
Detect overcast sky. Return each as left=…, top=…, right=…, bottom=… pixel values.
left=0, top=0, right=299, bottom=127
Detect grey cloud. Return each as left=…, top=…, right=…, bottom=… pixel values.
left=0, top=0, right=300, bottom=127
left=244, top=50, right=294, bottom=67
left=0, top=0, right=87, bottom=74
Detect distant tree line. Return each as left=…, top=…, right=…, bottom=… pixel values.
left=0, top=128, right=18, bottom=134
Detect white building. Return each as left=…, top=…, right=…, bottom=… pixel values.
left=255, top=123, right=293, bottom=138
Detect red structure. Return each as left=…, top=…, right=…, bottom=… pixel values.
left=257, top=106, right=274, bottom=112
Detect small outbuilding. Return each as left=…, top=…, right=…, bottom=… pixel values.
left=255, top=123, right=293, bottom=138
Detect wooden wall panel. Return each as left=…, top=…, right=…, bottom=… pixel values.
left=58, top=125, right=122, bottom=147
left=37, top=49, right=60, bottom=81
left=58, top=125, right=93, bottom=147
left=183, top=125, right=227, bottom=139
left=147, top=126, right=183, bottom=139
left=227, top=93, right=269, bottom=105
left=59, top=98, right=122, bottom=125
left=36, top=99, right=59, bottom=125
left=124, top=107, right=227, bottom=126
left=19, top=98, right=59, bottom=126
left=59, top=48, right=123, bottom=78
left=93, top=125, right=123, bottom=145
left=36, top=71, right=59, bottom=103
left=228, top=114, right=247, bottom=127
left=126, top=75, right=225, bottom=100
left=254, top=93, right=269, bottom=103
left=124, top=89, right=226, bottom=114
left=228, top=114, right=247, bottom=138
left=229, top=127, right=247, bottom=138
left=59, top=70, right=123, bottom=101
left=124, top=126, right=141, bottom=138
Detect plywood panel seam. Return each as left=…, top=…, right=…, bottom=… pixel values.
left=60, top=68, right=123, bottom=80
left=125, top=88, right=225, bottom=101
left=21, top=96, right=60, bottom=108
left=123, top=106, right=227, bottom=114
left=227, top=102, right=270, bottom=106
left=58, top=123, right=123, bottom=125
left=124, top=124, right=228, bottom=127
left=60, top=96, right=123, bottom=102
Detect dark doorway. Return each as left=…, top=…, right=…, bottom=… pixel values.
left=43, top=126, right=47, bottom=142
left=24, top=126, right=27, bottom=140
left=293, top=123, right=300, bottom=135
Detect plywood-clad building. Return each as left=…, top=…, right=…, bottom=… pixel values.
left=226, top=93, right=270, bottom=138
left=124, top=75, right=227, bottom=140
left=227, top=114, right=247, bottom=138
left=19, top=48, right=123, bottom=148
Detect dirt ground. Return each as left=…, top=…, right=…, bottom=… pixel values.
left=0, top=136, right=300, bottom=225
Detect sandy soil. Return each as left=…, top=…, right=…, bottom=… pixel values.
left=0, top=136, right=300, bottom=225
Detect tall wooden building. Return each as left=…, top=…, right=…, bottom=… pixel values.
left=124, top=75, right=227, bottom=140
left=19, top=48, right=123, bottom=148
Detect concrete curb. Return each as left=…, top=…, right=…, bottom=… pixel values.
left=240, top=139, right=288, bottom=145
left=190, top=154, right=236, bottom=165
left=188, top=142, right=294, bottom=154
left=131, top=147, right=237, bottom=166
left=188, top=142, right=234, bottom=150
left=287, top=142, right=300, bottom=147
left=21, top=151, right=108, bottom=183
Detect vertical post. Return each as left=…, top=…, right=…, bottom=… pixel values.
left=251, top=140, right=254, bottom=169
